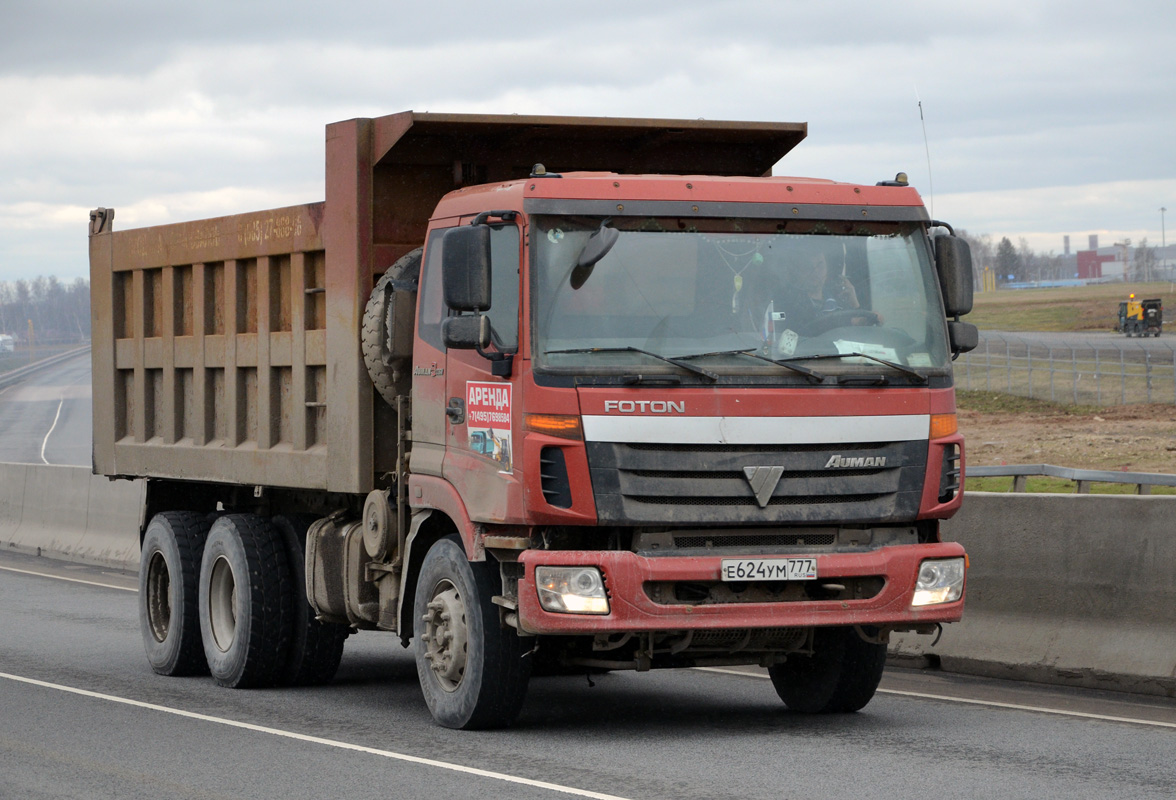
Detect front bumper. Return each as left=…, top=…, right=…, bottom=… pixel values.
left=516, top=543, right=966, bottom=635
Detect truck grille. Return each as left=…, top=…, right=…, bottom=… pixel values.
left=672, top=532, right=836, bottom=548
left=585, top=440, right=926, bottom=525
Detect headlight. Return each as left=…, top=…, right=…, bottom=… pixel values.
left=911, top=557, right=965, bottom=606
left=535, top=566, right=610, bottom=614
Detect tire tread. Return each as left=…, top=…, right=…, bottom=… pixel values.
left=139, top=511, right=212, bottom=677
left=769, top=626, right=886, bottom=714
left=202, top=514, right=294, bottom=689
left=272, top=514, right=348, bottom=686
left=361, top=248, right=422, bottom=407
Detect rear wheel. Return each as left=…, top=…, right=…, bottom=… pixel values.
left=199, top=514, right=294, bottom=688
left=271, top=515, right=349, bottom=686
left=768, top=626, right=887, bottom=713
left=139, top=512, right=212, bottom=676
left=413, top=536, right=530, bottom=729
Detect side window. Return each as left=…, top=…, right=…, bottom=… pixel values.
left=418, top=223, right=520, bottom=352
left=417, top=229, right=448, bottom=350
left=486, top=224, right=520, bottom=350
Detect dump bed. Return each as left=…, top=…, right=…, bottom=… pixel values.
left=89, top=111, right=807, bottom=493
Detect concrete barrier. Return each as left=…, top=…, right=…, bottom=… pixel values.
left=2, top=464, right=1174, bottom=697
left=0, top=463, right=141, bottom=569
left=891, top=492, right=1176, bottom=698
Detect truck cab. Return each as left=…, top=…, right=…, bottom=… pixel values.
left=387, top=163, right=977, bottom=726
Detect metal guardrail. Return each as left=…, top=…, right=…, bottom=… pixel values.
left=967, top=463, right=1176, bottom=494
left=0, top=345, right=91, bottom=391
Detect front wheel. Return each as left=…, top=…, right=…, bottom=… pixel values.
left=768, top=626, right=886, bottom=713
left=413, top=536, right=530, bottom=729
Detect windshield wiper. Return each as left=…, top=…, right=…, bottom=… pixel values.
left=674, top=349, right=825, bottom=384
left=545, top=346, right=719, bottom=382
left=778, top=351, right=929, bottom=384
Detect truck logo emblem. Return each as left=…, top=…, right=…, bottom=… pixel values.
left=603, top=400, right=686, bottom=413
left=824, top=455, right=886, bottom=468
left=743, top=466, right=784, bottom=508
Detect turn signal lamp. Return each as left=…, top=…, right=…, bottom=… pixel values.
left=536, top=566, right=610, bottom=614
left=929, top=413, right=958, bottom=439
left=524, top=413, right=583, bottom=440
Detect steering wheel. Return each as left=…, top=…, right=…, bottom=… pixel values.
left=812, top=309, right=881, bottom=335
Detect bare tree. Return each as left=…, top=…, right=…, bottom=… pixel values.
left=956, top=229, right=992, bottom=290
left=0, top=276, right=90, bottom=342
left=1133, top=238, right=1157, bottom=282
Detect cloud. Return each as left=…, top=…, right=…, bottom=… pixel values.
left=1, top=0, right=1174, bottom=281
left=937, top=178, right=1176, bottom=253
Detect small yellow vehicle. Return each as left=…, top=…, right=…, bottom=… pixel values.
left=1118, top=294, right=1163, bottom=337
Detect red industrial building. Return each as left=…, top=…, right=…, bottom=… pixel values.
left=1077, top=250, right=1116, bottom=279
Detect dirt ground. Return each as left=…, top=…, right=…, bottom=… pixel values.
left=961, top=402, right=1176, bottom=473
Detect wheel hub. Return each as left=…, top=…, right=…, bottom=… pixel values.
left=421, top=581, right=468, bottom=692
left=208, top=555, right=237, bottom=653
left=146, top=550, right=171, bottom=643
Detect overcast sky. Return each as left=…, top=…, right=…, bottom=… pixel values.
left=2, top=0, right=1173, bottom=283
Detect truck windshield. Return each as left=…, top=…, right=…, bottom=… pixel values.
left=531, top=216, right=950, bottom=381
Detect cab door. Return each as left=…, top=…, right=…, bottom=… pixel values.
left=441, top=221, right=525, bottom=523
left=409, top=227, right=454, bottom=478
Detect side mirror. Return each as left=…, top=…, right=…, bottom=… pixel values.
left=934, top=235, right=974, bottom=317
left=442, top=225, right=492, bottom=311
left=570, top=223, right=619, bottom=290
left=948, top=320, right=979, bottom=354
left=442, top=315, right=491, bottom=350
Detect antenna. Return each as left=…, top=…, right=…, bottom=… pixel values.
left=915, top=87, right=934, bottom=220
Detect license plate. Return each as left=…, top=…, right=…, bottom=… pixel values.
left=719, top=557, right=817, bottom=582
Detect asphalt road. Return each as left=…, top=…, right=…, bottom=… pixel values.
left=1, top=551, right=1173, bottom=800
left=0, top=351, right=92, bottom=466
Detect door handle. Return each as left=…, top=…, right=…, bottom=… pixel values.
left=446, top=397, right=465, bottom=424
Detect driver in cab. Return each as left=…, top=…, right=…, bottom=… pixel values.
left=775, top=249, right=879, bottom=341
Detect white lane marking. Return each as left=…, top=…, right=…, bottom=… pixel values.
left=0, top=671, right=636, bottom=800
left=39, top=397, right=64, bottom=465
left=693, top=667, right=1176, bottom=729
left=0, top=565, right=135, bottom=593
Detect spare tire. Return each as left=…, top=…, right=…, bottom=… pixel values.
left=362, top=247, right=423, bottom=407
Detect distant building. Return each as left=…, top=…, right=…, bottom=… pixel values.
left=1077, top=249, right=1116, bottom=279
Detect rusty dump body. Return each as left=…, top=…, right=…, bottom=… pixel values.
left=89, top=111, right=806, bottom=493
left=92, top=111, right=974, bottom=729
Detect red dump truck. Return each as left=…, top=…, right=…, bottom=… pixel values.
left=89, top=111, right=977, bottom=729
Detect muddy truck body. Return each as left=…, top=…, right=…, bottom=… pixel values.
left=89, top=111, right=977, bottom=728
